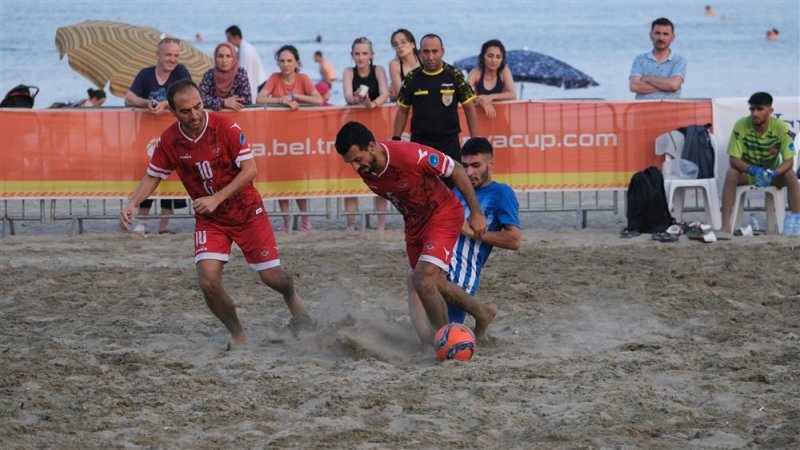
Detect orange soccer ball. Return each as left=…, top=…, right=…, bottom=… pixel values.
left=434, top=323, right=476, bottom=361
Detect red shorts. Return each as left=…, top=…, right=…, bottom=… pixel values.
left=406, top=208, right=463, bottom=271
left=194, top=213, right=280, bottom=271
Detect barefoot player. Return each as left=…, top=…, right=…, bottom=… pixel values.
left=335, top=121, right=497, bottom=345
left=120, top=79, right=313, bottom=347
left=407, top=137, right=520, bottom=343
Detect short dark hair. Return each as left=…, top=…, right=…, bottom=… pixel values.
left=462, top=137, right=493, bottom=157
left=225, top=25, right=242, bottom=38
left=314, top=50, right=323, bottom=57
left=167, top=79, right=199, bottom=110
left=478, top=39, right=506, bottom=73
left=335, top=122, right=374, bottom=155
left=420, top=33, right=443, bottom=47
left=748, top=92, right=773, bottom=107
left=651, top=17, right=675, bottom=32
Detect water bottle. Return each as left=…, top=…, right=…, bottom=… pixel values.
left=749, top=213, right=761, bottom=232
left=785, top=213, right=800, bottom=237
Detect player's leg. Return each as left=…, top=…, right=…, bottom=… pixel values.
left=135, top=198, right=153, bottom=233
left=412, top=261, right=449, bottom=331
left=236, top=213, right=314, bottom=335
left=406, top=268, right=436, bottom=345
left=193, top=222, right=245, bottom=345
left=438, top=280, right=497, bottom=342
left=775, top=168, right=800, bottom=213
left=721, top=168, right=750, bottom=232
left=196, top=258, right=246, bottom=345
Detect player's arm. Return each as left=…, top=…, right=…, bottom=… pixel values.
left=462, top=223, right=521, bottom=251
left=449, top=164, right=487, bottom=239
left=193, top=158, right=257, bottom=215
left=120, top=174, right=161, bottom=230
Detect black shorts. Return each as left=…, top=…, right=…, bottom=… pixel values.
left=139, top=198, right=188, bottom=210
left=411, top=133, right=461, bottom=188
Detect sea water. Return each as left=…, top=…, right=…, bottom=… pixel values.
left=0, top=0, right=798, bottom=108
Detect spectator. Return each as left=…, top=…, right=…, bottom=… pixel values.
left=78, top=88, right=106, bottom=107
left=393, top=34, right=479, bottom=185
left=124, top=37, right=191, bottom=234
left=226, top=25, right=268, bottom=97
left=629, top=17, right=686, bottom=99
left=767, top=28, right=779, bottom=41
left=315, top=81, right=332, bottom=106
left=388, top=29, right=420, bottom=101
left=467, top=39, right=516, bottom=119
left=256, top=45, right=323, bottom=110
left=342, top=36, right=390, bottom=231
left=314, top=51, right=338, bottom=85
left=257, top=45, right=322, bottom=232
left=199, top=42, right=251, bottom=111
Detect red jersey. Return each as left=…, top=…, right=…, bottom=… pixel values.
left=148, top=112, right=263, bottom=225
left=360, top=141, right=464, bottom=235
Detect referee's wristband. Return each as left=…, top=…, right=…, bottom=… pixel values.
left=391, top=135, right=402, bottom=141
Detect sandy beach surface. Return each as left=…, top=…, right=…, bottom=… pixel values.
left=1, top=223, right=799, bottom=449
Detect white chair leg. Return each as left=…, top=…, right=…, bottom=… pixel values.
left=673, top=188, right=685, bottom=222
left=705, top=183, right=722, bottom=230
left=731, top=190, right=745, bottom=232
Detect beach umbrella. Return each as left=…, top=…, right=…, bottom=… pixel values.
left=452, top=49, right=599, bottom=90
left=55, top=20, right=213, bottom=98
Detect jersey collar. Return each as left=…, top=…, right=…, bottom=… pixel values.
left=422, top=67, right=444, bottom=76
left=178, top=111, right=209, bottom=143
left=375, top=142, right=391, bottom=177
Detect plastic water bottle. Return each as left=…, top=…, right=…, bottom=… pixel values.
left=749, top=213, right=761, bottom=232
left=785, top=213, right=800, bottom=237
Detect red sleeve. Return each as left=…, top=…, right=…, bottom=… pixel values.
left=222, top=117, right=252, bottom=164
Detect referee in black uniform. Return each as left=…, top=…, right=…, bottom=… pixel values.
left=393, top=34, right=479, bottom=174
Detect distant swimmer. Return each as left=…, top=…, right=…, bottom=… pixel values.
left=195, top=33, right=203, bottom=42
left=767, top=28, right=779, bottom=41
left=705, top=5, right=715, bottom=17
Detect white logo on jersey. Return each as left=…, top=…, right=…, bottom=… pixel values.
left=417, top=148, right=429, bottom=164
left=256, top=207, right=263, bottom=215
left=444, top=248, right=450, bottom=259
left=230, top=123, right=242, bottom=130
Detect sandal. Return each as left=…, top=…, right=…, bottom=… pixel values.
left=652, top=232, right=679, bottom=242
left=620, top=228, right=640, bottom=239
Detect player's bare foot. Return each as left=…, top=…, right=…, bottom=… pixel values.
left=288, top=314, right=318, bottom=337
left=226, top=334, right=248, bottom=351
left=473, top=302, right=497, bottom=342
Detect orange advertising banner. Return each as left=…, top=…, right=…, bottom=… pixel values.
left=0, top=100, right=711, bottom=199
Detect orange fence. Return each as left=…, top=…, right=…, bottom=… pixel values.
left=0, top=100, right=711, bottom=199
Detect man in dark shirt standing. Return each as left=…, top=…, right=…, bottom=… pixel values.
left=393, top=34, right=479, bottom=169
left=124, top=37, right=192, bottom=233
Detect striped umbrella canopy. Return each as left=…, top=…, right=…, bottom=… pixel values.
left=55, top=20, right=213, bottom=98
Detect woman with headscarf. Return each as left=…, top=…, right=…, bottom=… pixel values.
left=199, top=42, right=252, bottom=111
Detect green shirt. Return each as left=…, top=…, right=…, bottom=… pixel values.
left=727, top=116, right=795, bottom=169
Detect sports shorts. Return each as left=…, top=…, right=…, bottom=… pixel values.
left=193, top=212, right=281, bottom=271
left=406, top=208, right=462, bottom=272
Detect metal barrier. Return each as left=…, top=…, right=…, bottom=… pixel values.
left=2, top=191, right=628, bottom=237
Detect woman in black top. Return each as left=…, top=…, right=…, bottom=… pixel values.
left=342, top=37, right=390, bottom=231
left=467, top=39, right=516, bottom=119
left=388, top=29, right=421, bottom=101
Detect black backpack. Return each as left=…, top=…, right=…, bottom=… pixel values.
left=625, top=166, right=674, bottom=233
left=1, top=84, right=38, bottom=108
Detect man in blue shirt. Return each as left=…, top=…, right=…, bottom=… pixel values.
left=407, top=137, right=521, bottom=343
left=125, top=37, right=191, bottom=115
left=629, top=17, right=686, bottom=99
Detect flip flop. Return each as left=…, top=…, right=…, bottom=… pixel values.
left=620, top=229, right=640, bottom=239
left=652, top=232, right=679, bottom=242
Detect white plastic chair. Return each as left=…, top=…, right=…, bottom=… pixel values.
left=728, top=148, right=799, bottom=234
left=655, top=130, right=722, bottom=230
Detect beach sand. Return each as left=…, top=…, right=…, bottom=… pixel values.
left=1, top=227, right=799, bottom=448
